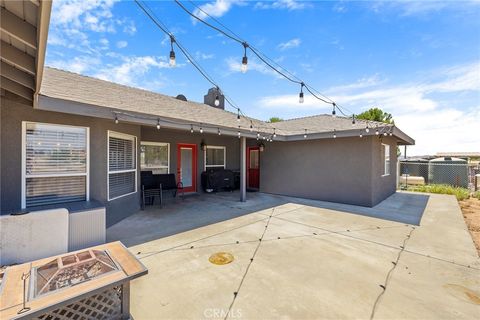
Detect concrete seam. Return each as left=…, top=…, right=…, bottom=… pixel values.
left=223, top=208, right=275, bottom=320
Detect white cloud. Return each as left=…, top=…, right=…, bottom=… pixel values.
left=369, top=0, right=480, bottom=16
left=192, top=0, right=244, bottom=22
left=195, top=51, right=215, bottom=60
left=94, top=56, right=173, bottom=88
left=254, top=0, right=311, bottom=10
left=277, top=38, right=301, bottom=51
left=258, top=61, right=480, bottom=155
left=116, top=41, right=128, bottom=49
left=48, top=56, right=101, bottom=74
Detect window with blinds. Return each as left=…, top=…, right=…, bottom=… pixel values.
left=23, top=122, right=89, bottom=208
left=108, top=131, right=137, bottom=200
left=205, top=146, right=226, bottom=169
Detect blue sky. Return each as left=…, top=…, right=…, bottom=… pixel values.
left=46, top=0, right=479, bottom=155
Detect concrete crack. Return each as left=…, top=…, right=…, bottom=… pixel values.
left=369, top=226, right=415, bottom=320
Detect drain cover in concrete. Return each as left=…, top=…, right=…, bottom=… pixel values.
left=209, top=252, right=234, bottom=265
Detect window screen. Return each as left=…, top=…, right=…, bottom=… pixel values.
left=24, top=123, right=88, bottom=207
left=140, top=142, right=169, bottom=173
left=205, top=147, right=226, bottom=169
left=108, top=132, right=137, bottom=200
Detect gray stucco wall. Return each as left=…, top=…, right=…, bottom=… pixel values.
left=256, top=135, right=396, bottom=207
left=141, top=126, right=240, bottom=192
left=1, top=99, right=241, bottom=226
left=1, top=99, right=141, bottom=226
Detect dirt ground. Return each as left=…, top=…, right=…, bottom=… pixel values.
left=459, top=197, right=480, bottom=256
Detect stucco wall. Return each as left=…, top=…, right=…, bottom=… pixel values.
left=1, top=99, right=141, bottom=226
left=141, top=126, right=241, bottom=192
left=371, top=136, right=398, bottom=206
left=257, top=136, right=390, bottom=207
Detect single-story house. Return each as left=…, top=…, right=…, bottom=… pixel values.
left=1, top=66, right=414, bottom=227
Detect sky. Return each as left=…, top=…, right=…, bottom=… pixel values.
left=45, top=0, right=480, bottom=156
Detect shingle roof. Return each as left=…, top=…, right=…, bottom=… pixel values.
left=39, top=67, right=403, bottom=140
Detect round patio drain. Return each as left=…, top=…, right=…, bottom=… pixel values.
left=209, top=252, right=234, bottom=265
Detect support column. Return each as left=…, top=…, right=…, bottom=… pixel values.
left=240, top=136, right=246, bottom=202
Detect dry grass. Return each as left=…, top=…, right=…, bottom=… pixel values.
left=459, top=197, right=480, bottom=256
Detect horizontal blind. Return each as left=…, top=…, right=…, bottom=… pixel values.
left=109, top=137, right=135, bottom=171
left=25, top=123, right=88, bottom=207
left=206, top=147, right=225, bottom=167
left=109, top=171, right=136, bottom=199
left=108, top=132, right=137, bottom=200
left=26, top=123, right=87, bottom=174
left=26, top=176, right=86, bottom=207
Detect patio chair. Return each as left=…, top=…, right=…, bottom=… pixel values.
left=141, top=172, right=184, bottom=210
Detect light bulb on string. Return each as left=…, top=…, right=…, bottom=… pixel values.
left=169, top=35, right=176, bottom=67
left=273, top=128, right=277, bottom=138
left=304, top=129, right=307, bottom=139
left=238, top=126, right=241, bottom=138
left=250, top=124, right=253, bottom=132
left=190, top=125, right=194, bottom=133
left=333, top=129, right=337, bottom=139
left=218, top=128, right=221, bottom=135
left=114, top=115, right=119, bottom=124
left=237, top=109, right=241, bottom=122
left=156, top=118, right=161, bottom=130
left=241, top=42, right=248, bottom=73
left=352, top=114, right=356, bottom=125
left=200, top=127, right=203, bottom=134
left=299, top=83, right=304, bottom=104
left=256, top=132, right=260, bottom=140
left=332, top=103, right=337, bottom=118
left=214, top=95, right=220, bottom=107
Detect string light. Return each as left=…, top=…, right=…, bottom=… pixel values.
left=214, top=95, right=220, bottom=106
left=169, top=35, right=176, bottom=67
left=200, top=127, right=203, bottom=134
left=238, top=128, right=241, bottom=138
left=304, top=129, right=307, bottom=139
left=383, top=132, right=387, bottom=136
left=114, top=115, right=119, bottom=124
left=365, top=124, right=370, bottom=133
left=156, top=118, right=161, bottom=130
left=352, top=114, right=356, bottom=125
left=241, top=42, right=248, bottom=73
left=333, top=129, right=337, bottom=139
left=256, top=132, right=260, bottom=140
left=250, top=123, right=253, bottom=132
left=237, top=109, right=241, bottom=122
left=190, top=124, right=194, bottom=133
left=299, top=82, right=304, bottom=104
left=273, top=128, right=277, bottom=138
left=218, top=128, right=221, bottom=135
left=359, top=131, right=363, bottom=138
left=375, top=127, right=379, bottom=135
left=332, top=103, right=337, bottom=118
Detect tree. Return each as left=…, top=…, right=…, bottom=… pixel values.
left=268, top=117, right=284, bottom=123
left=356, top=107, right=394, bottom=124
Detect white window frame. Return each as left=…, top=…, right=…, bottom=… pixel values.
left=107, top=130, right=138, bottom=201
left=21, top=121, right=90, bottom=209
left=140, top=141, right=170, bottom=173
left=204, top=145, right=226, bottom=170
left=382, top=143, right=391, bottom=177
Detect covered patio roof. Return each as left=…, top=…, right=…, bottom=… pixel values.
left=37, top=67, right=414, bottom=145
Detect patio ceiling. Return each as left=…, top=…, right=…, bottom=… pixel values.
left=0, top=0, right=51, bottom=104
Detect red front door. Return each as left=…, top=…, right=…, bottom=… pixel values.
left=177, top=143, right=197, bottom=193
left=247, top=147, right=260, bottom=189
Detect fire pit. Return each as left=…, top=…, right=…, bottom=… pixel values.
left=0, top=242, right=147, bottom=319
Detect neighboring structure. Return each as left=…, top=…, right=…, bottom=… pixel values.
left=1, top=67, right=415, bottom=227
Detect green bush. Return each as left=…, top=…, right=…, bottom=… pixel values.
left=407, top=184, right=471, bottom=201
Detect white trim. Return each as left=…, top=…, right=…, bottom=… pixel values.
left=107, top=130, right=138, bottom=201
left=204, top=145, right=226, bottom=170
left=21, top=121, right=90, bottom=209
left=382, top=143, right=391, bottom=177
left=140, top=141, right=170, bottom=173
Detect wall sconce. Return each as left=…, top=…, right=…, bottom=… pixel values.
left=258, top=142, right=265, bottom=152
left=200, top=141, right=207, bottom=151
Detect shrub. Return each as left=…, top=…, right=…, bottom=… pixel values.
left=473, top=191, right=480, bottom=200
left=407, top=184, right=470, bottom=201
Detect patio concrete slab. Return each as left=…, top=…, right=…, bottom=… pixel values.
left=107, top=191, right=479, bottom=319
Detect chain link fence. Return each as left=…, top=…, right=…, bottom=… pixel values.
left=399, top=161, right=480, bottom=191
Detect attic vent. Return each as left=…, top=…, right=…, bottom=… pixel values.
left=176, top=94, right=187, bottom=101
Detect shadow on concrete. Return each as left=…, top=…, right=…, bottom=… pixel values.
left=107, top=191, right=429, bottom=247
